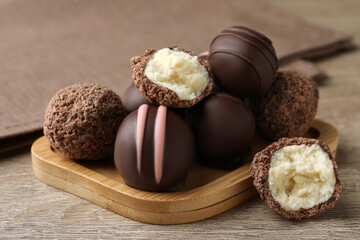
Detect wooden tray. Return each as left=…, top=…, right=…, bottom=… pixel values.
left=31, top=119, right=339, bottom=224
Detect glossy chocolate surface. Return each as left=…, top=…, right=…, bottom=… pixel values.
left=114, top=105, right=195, bottom=191
left=186, top=93, right=255, bottom=169
left=122, top=83, right=151, bottom=113
left=208, top=26, right=278, bottom=98
left=122, top=83, right=186, bottom=117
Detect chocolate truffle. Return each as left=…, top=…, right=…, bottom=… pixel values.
left=249, top=71, right=319, bottom=140
left=186, top=93, right=255, bottom=169
left=197, top=51, right=223, bottom=94
left=122, top=83, right=186, bottom=117
left=251, top=137, right=341, bottom=219
left=131, top=46, right=213, bottom=108
left=197, top=51, right=209, bottom=61
left=44, top=83, right=126, bottom=160
left=123, top=83, right=152, bottom=113
left=208, top=26, right=278, bottom=98
left=114, top=104, right=195, bottom=191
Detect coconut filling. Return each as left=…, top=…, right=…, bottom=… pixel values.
left=269, top=144, right=336, bottom=211
left=144, top=48, right=209, bottom=101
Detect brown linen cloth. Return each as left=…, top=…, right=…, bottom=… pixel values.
left=0, top=0, right=352, bottom=152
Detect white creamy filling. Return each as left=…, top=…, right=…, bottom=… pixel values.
left=144, top=48, right=209, bottom=100
left=269, top=144, right=335, bottom=211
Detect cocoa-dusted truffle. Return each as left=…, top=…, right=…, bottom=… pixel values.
left=44, top=83, right=126, bottom=160
left=208, top=26, right=278, bottom=98
left=186, top=93, right=255, bottom=169
left=114, top=105, right=195, bottom=191
left=251, top=137, right=341, bottom=219
left=249, top=71, right=319, bottom=140
left=131, top=47, right=213, bottom=108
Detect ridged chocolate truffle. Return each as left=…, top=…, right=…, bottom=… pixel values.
left=114, top=105, right=195, bottom=191
left=249, top=71, right=319, bottom=140
left=131, top=46, right=213, bottom=108
left=186, top=93, right=255, bottom=169
left=250, top=137, right=341, bottom=219
left=208, top=26, right=278, bottom=98
left=44, top=83, right=126, bottom=160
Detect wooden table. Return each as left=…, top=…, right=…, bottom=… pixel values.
left=1, top=0, right=359, bottom=239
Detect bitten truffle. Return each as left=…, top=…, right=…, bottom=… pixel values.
left=44, top=83, right=126, bottom=160
left=131, top=47, right=213, bottom=108
left=186, top=93, right=255, bottom=169
left=114, top=105, right=195, bottom=192
left=208, top=26, right=278, bottom=98
left=250, top=137, right=341, bottom=219
left=249, top=71, right=319, bottom=140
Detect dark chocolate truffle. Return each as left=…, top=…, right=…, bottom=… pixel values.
left=122, top=83, right=186, bottom=117
left=123, top=83, right=152, bottom=113
left=197, top=51, right=209, bottom=61
left=186, top=93, right=255, bottom=169
left=249, top=71, right=319, bottom=140
left=250, top=137, right=341, bottom=219
left=197, top=51, right=224, bottom=95
left=44, top=83, right=126, bottom=160
left=114, top=104, right=195, bottom=191
left=131, top=46, right=213, bottom=108
left=208, top=26, right=278, bottom=98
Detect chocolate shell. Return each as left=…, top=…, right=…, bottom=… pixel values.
left=250, top=137, right=341, bottom=219
left=131, top=47, right=213, bottom=108
left=114, top=104, right=195, bottom=191
left=122, top=83, right=186, bottom=117
left=208, top=26, right=278, bottom=98
left=123, top=83, right=152, bottom=113
left=186, top=93, right=255, bottom=169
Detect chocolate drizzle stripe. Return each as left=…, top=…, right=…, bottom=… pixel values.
left=154, top=105, right=167, bottom=184
left=224, top=26, right=278, bottom=65
left=216, top=32, right=277, bottom=72
left=209, top=49, right=262, bottom=91
left=136, top=104, right=149, bottom=174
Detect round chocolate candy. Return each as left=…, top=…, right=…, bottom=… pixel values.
left=251, top=137, right=341, bottom=219
left=44, top=83, right=126, bottom=160
left=131, top=46, right=213, bottom=108
left=122, top=83, right=186, bottom=117
left=249, top=71, right=319, bottom=140
left=208, top=26, right=278, bottom=98
left=186, top=93, right=255, bottom=169
left=122, top=83, right=152, bottom=113
left=114, top=104, right=195, bottom=191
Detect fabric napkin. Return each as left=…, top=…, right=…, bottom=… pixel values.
left=0, top=0, right=352, bottom=152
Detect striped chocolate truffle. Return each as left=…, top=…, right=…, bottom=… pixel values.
left=114, top=104, right=195, bottom=192
left=208, top=26, right=278, bottom=98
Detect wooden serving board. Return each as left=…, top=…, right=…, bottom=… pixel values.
left=31, top=119, right=339, bottom=225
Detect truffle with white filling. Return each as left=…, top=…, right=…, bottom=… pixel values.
left=131, top=47, right=213, bottom=108
left=250, top=137, right=341, bottom=219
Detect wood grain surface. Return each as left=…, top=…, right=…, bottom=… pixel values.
left=1, top=0, right=359, bottom=239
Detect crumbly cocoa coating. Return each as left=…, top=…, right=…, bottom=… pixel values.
left=130, top=46, right=214, bottom=108
left=250, top=137, right=341, bottom=219
left=249, top=71, right=319, bottom=140
left=43, top=83, right=126, bottom=160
